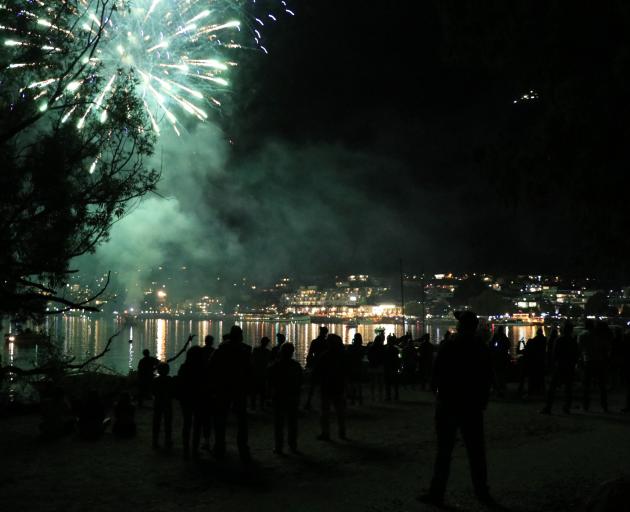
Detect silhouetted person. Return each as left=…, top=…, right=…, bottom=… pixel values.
left=418, top=334, right=436, bottom=391
left=547, top=328, right=559, bottom=369
left=490, top=326, right=511, bottom=397
left=152, top=362, right=174, bottom=449
left=113, top=392, right=136, bottom=438
left=622, top=329, right=630, bottom=413
left=201, top=338, right=214, bottom=451
left=401, top=337, right=419, bottom=388
left=77, top=389, right=108, bottom=441
left=518, top=328, right=547, bottom=397
left=268, top=342, right=303, bottom=454
left=271, top=332, right=286, bottom=360
left=527, top=328, right=547, bottom=394
left=314, top=334, right=348, bottom=441
left=579, top=320, right=611, bottom=412
left=347, top=332, right=365, bottom=405
left=541, top=322, right=578, bottom=414
left=251, top=336, right=272, bottom=410
left=209, top=325, right=253, bottom=462
left=201, top=334, right=215, bottom=362
left=418, top=311, right=494, bottom=507
left=384, top=334, right=401, bottom=400
left=137, top=349, right=159, bottom=407
left=178, top=345, right=207, bottom=458
left=609, top=326, right=624, bottom=391
left=39, top=386, right=74, bottom=440
left=305, top=326, right=329, bottom=409
left=610, top=326, right=625, bottom=391
left=367, top=332, right=386, bottom=401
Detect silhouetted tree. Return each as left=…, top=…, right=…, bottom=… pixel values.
left=0, top=0, right=158, bottom=321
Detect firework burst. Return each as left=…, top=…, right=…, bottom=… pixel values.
left=1, top=0, right=293, bottom=136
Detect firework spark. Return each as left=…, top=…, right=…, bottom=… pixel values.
left=1, top=0, right=293, bottom=135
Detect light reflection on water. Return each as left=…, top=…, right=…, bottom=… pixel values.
left=2, top=317, right=544, bottom=375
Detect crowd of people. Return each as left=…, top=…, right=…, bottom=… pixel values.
left=487, top=319, right=630, bottom=415
left=36, top=314, right=630, bottom=507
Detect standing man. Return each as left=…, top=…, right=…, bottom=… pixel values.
left=152, top=362, right=174, bottom=449
left=540, top=321, right=578, bottom=414
left=201, top=334, right=215, bottom=362
left=268, top=342, right=303, bottom=454
left=209, top=325, right=253, bottom=462
left=622, top=328, right=630, bottom=413
left=526, top=328, right=548, bottom=395
left=250, top=336, right=272, bottom=410
left=304, top=326, right=329, bottom=409
left=271, top=332, right=286, bottom=360
left=579, top=320, right=611, bottom=412
left=137, top=349, right=159, bottom=407
left=418, top=333, right=436, bottom=391
left=489, top=326, right=511, bottom=397
left=314, top=334, right=348, bottom=441
left=383, top=334, right=401, bottom=400
left=418, top=311, right=494, bottom=507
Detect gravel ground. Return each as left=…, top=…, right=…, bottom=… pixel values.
left=1, top=386, right=628, bottom=512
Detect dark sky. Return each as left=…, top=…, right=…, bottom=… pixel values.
left=105, top=0, right=629, bottom=286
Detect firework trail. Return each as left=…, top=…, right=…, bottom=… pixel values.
left=1, top=0, right=294, bottom=136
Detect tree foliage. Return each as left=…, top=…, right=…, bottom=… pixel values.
left=0, top=0, right=159, bottom=320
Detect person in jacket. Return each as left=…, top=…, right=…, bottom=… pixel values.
left=579, top=320, right=611, bottom=412
left=250, top=336, right=272, bottom=410
left=209, top=325, right=253, bottom=462
left=177, top=345, right=208, bottom=458
left=384, top=334, right=401, bottom=400
left=305, top=326, right=329, bottom=409
left=137, top=349, right=159, bottom=407
left=367, top=332, right=386, bottom=401
left=152, top=362, right=174, bottom=449
left=541, top=322, right=578, bottom=414
left=314, top=334, right=348, bottom=441
left=418, top=311, right=494, bottom=507
left=268, top=342, right=303, bottom=454
left=490, top=326, right=511, bottom=397
left=347, top=333, right=366, bottom=405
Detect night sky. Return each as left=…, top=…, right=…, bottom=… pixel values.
left=216, top=1, right=630, bottom=280
left=82, top=1, right=630, bottom=286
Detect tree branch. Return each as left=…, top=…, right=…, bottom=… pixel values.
left=1, top=271, right=112, bottom=315
left=1, top=330, right=122, bottom=379
left=166, top=334, right=195, bottom=363
left=66, top=329, right=122, bottom=369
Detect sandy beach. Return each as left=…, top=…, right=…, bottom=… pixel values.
left=1, top=386, right=628, bottom=512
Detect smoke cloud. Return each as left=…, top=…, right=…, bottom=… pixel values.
left=78, top=122, right=454, bottom=303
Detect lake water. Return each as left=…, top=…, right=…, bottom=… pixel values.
left=2, top=316, right=543, bottom=375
